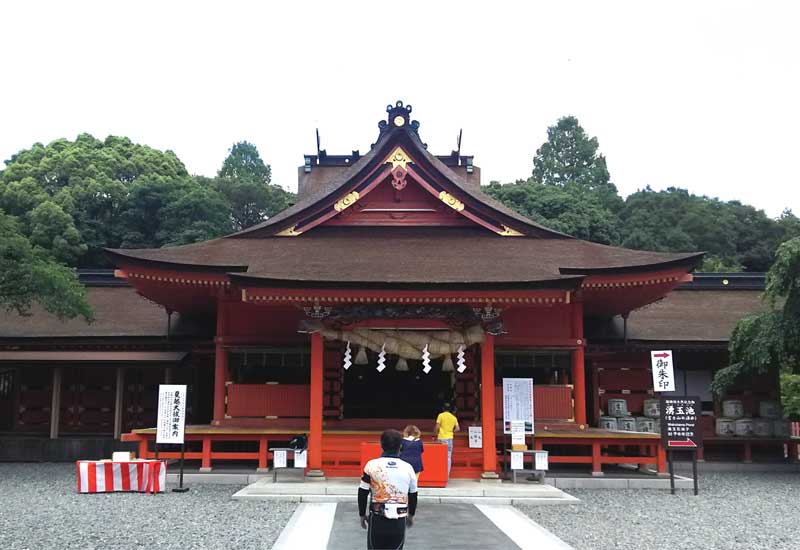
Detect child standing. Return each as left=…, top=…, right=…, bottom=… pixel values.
left=400, top=425, right=424, bottom=479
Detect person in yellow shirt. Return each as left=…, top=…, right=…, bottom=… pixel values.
left=433, top=403, right=459, bottom=478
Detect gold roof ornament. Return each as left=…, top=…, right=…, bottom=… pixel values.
left=498, top=224, right=523, bottom=237
left=276, top=225, right=302, bottom=237
left=438, top=191, right=465, bottom=212
left=334, top=191, right=360, bottom=212
left=385, top=146, right=412, bottom=170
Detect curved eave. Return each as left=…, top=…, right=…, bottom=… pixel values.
left=105, top=248, right=248, bottom=274
left=229, top=273, right=585, bottom=291
left=559, top=251, right=705, bottom=276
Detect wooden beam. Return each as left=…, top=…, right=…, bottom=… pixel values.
left=572, top=301, right=587, bottom=426
left=113, top=367, right=125, bottom=439
left=308, top=332, right=325, bottom=477
left=213, top=301, right=229, bottom=424
left=49, top=367, right=62, bottom=440
left=480, top=334, right=498, bottom=478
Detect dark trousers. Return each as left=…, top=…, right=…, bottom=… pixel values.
left=367, top=514, right=406, bottom=550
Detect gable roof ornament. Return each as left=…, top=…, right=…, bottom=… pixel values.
left=379, top=100, right=421, bottom=138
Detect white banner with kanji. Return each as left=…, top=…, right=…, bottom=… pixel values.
left=650, top=350, right=675, bottom=392
left=156, top=384, right=187, bottom=444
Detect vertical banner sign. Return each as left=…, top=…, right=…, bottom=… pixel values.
left=650, top=350, right=676, bottom=392
left=293, top=450, right=307, bottom=468
left=510, top=451, right=524, bottom=470
left=274, top=449, right=287, bottom=468
left=468, top=426, right=483, bottom=449
left=660, top=396, right=702, bottom=449
left=156, top=384, right=187, bottom=444
left=502, top=378, right=534, bottom=434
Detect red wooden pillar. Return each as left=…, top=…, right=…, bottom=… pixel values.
left=480, top=333, right=498, bottom=478
left=212, top=301, right=229, bottom=424
left=308, top=332, right=325, bottom=476
left=572, top=300, right=587, bottom=426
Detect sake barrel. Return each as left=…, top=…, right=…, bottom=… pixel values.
left=617, top=416, right=637, bottom=431
left=715, top=418, right=735, bottom=436
left=753, top=418, right=773, bottom=437
left=758, top=401, right=781, bottom=419
left=635, top=417, right=656, bottom=433
left=773, top=419, right=791, bottom=438
left=734, top=418, right=754, bottom=437
left=643, top=399, right=660, bottom=418
left=607, top=399, right=629, bottom=418
left=599, top=416, right=618, bottom=430
left=722, top=400, right=744, bottom=419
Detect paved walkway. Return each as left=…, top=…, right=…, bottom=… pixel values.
left=272, top=502, right=574, bottom=550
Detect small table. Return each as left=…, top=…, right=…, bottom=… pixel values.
left=269, top=447, right=307, bottom=482
left=506, top=450, right=549, bottom=484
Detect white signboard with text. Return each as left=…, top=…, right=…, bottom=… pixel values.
left=503, top=378, right=534, bottom=434
left=274, top=449, right=287, bottom=468
left=156, top=384, right=187, bottom=444
left=510, top=451, right=524, bottom=470
left=468, top=426, right=483, bottom=448
left=293, top=450, right=307, bottom=468
left=510, top=420, right=526, bottom=447
left=650, top=350, right=676, bottom=392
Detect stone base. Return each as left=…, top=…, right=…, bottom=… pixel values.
left=305, top=469, right=327, bottom=481
left=198, top=467, right=213, bottom=473
left=480, top=471, right=501, bottom=483
left=256, top=468, right=271, bottom=474
left=591, top=471, right=604, bottom=477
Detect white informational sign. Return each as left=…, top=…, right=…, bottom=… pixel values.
left=534, top=451, right=549, bottom=471
left=156, top=384, right=187, bottom=444
left=510, top=451, right=524, bottom=470
left=503, top=378, right=534, bottom=434
left=511, top=420, right=526, bottom=447
left=293, top=450, right=307, bottom=468
left=650, top=350, right=676, bottom=392
left=468, top=426, right=483, bottom=448
left=274, top=449, right=287, bottom=468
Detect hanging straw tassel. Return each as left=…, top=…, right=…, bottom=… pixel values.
left=441, top=354, right=455, bottom=372
left=355, top=345, right=368, bottom=365
left=395, top=357, right=409, bottom=372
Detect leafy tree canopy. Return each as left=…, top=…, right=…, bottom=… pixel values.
left=711, top=237, right=800, bottom=394
left=0, top=210, right=92, bottom=321
left=0, top=134, right=232, bottom=266
left=214, top=141, right=295, bottom=230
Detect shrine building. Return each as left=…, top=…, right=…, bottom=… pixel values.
left=0, top=102, right=787, bottom=476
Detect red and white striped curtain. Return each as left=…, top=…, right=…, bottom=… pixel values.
left=76, top=461, right=166, bottom=494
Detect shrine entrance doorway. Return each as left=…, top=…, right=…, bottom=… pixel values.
left=342, top=357, right=453, bottom=419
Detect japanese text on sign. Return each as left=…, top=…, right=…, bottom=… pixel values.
left=650, top=350, right=676, bottom=392
left=503, top=378, right=534, bottom=434
left=156, top=384, right=187, bottom=444
left=660, top=396, right=702, bottom=449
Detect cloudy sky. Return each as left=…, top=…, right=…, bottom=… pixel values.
left=1, top=1, right=797, bottom=216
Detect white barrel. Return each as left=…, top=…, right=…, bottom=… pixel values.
left=734, top=418, right=754, bottom=437
left=722, top=400, right=744, bottom=419
left=758, top=401, right=781, bottom=419
left=643, top=399, right=660, bottom=418
left=635, top=417, right=656, bottom=433
left=715, top=418, right=735, bottom=436
left=773, top=419, right=791, bottom=438
left=599, top=416, right=618, bottom=430
left=617, top=416, right=637, bottom=431
left=753, top=418, right=773, bottom=437
left=607, top=399, right=629, bottom=418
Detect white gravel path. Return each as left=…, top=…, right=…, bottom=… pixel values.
left=0, top=463, right=296, bottom=550
left=517, top=472, right=800, bottom=550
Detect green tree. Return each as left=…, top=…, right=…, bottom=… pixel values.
left=485, top=179, right=619, bottom=244
left=214, top=141, right=295, bottom=230
left=780, top=373, right=800, bottom=421
left=0, top=210, right=92, bottom=320
left=0, top=134, right=230, bottom=265
left=711, top=237, right=800, bottom=394
left=532, top=116, right=622, bottom=212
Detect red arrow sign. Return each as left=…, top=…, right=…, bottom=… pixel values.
left=653, top=352, right=670, bottom=359
left=668, top=439, right=697, bottom=448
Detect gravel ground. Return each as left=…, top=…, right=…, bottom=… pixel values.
left=517, top=472, right=800, bottom=550
left=0, top=463, right=296, bottom=550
